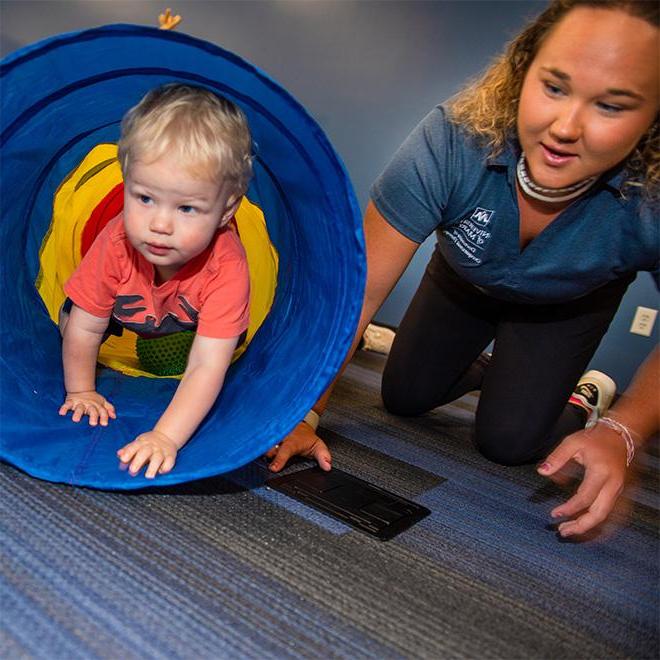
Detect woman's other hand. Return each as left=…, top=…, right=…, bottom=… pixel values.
left=538, top=424, right=629, bottom=538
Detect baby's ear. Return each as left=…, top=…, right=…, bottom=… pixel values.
left=220, top=194, right=242, bottom=225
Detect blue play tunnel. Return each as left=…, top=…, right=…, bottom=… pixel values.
left=0, top=25, right=364, bottom=489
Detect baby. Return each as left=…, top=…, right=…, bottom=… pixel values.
left=59, top=83, right=252, bottom=479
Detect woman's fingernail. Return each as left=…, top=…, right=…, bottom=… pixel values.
left=538, top=462, right=550, bottom=472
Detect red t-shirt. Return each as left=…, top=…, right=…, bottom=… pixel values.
left=65, top=214, right=250, bottom=339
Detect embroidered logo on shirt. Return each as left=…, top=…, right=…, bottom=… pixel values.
left=470, top=207, right=494, bottom=227
left=442, top=207, right=494, bottom=265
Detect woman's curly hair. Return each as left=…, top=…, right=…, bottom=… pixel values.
left=447, top=0, right=659, bottom=197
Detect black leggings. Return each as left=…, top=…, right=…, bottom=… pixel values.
left=381, top=249, right=633, bottom=465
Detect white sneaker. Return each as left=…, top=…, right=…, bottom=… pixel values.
left=362, top=323, right=396, bottom=354
left=568, top=370, right=617, bottom=427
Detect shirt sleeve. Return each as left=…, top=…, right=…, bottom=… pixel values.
left=63, top=218, right=124, bottom=318
left=370, top=105, right=455, bottom=243
left=196, top=253, right=250, bottom=339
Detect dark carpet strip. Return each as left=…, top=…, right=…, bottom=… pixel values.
left=1, top=350, right=658, bottom=659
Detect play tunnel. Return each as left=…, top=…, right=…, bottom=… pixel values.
left=0, top=25, right=364, bottom=489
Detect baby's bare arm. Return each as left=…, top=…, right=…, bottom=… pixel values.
left=117, top=334, right=239, bottom=477
left=60, top=304, right=115, bottom=426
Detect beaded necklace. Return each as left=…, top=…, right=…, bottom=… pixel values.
left=517, top=153, right=597, bottom=203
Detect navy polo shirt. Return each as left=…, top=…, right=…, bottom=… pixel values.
left=371, top=106, right=659, bottom=304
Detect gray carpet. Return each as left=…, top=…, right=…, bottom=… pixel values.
left=1, top=350, right=658, bottom=659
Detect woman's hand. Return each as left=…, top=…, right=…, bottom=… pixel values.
left=538, top=424, right=629, bottom=538
left=59, top=390, right=116, bottom=426
left=266, top=421, right=332, bottom=472
left=117, top=430, right=179, bottom=479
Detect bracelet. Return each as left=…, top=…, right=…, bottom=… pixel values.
left=597, top=416, right=636, bottom=467
left=303, top=409, right=320, bottom=431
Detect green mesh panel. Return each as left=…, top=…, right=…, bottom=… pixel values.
left=136, top=332, right=195, bottom=376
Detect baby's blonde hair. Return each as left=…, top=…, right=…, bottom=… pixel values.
left=118, top=83, right=253, bottom=195
left=447, top=0, right=659, bottom=197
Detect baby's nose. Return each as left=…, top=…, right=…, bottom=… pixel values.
left=149, top=211, right=173, bottom=234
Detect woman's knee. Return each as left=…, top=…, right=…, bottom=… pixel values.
left=474, top=414, right=546, bottom=466
left=381, top=376, right=423, bottom=416
left=381, top=366, right=441, bottom=417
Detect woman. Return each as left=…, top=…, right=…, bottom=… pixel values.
left=269, top=0, right=659, bottom=539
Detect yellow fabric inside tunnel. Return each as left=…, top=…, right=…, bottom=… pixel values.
left=37, top=144, right=279, bottom=378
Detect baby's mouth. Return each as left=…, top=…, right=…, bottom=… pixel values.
left=146, top=243, right=173, bottom=256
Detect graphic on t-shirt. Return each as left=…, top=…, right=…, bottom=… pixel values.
left=114, top=294, right=199, bottom=336
left=443, top=207, right=494, bottom=265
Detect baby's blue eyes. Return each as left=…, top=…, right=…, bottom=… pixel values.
left=135, top=196, right=199, bottom=213
left=133, top=194, right=203, bottom=215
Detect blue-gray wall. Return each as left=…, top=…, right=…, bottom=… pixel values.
left=2, top=0, right=657, bottom=388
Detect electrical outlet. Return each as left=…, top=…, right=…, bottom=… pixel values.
left=630, top=306, right=657, bottom=337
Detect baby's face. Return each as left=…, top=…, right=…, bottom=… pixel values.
left=123, top=153, right=238, bottom=283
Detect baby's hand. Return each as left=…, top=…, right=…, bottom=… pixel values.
left=117, top=430, right=179, bottom=479
left=59, top=390, right=116, bottom=426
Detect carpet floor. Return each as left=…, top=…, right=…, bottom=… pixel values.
left=1, top=350, right=658, bottom=659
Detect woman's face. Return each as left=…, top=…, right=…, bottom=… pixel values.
left=517, top=7, right=658, bottom=190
